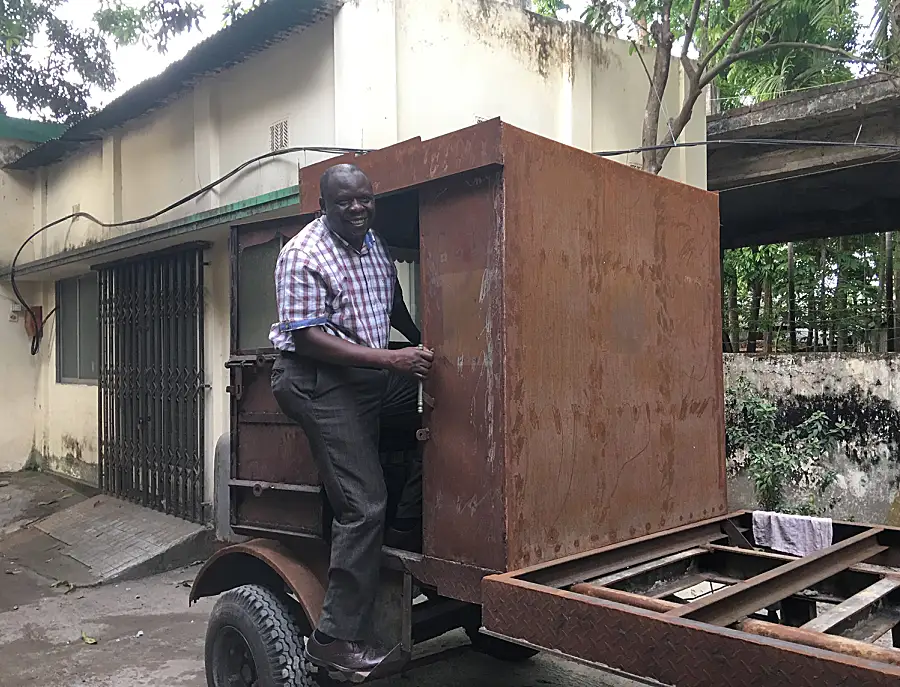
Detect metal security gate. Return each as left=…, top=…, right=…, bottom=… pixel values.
left=97, top=244, right=206, bottom=522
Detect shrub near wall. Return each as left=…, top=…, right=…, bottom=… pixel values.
left=724, top=354, right=900, bottom=525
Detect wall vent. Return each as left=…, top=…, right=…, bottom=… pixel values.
left=270, top=119, right=289, bottom=152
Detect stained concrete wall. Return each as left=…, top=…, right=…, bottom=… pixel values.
left=0, top=141, right=41, bottom=473
left=725, top=354, right=900, bottom=526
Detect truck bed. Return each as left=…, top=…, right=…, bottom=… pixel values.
left=480, top=512, right=900, bottom=687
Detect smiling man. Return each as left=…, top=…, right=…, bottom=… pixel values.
left=269, top=163, right=433, bottom=675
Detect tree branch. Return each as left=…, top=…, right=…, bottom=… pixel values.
left=657, top=95, right=697, bottom=154
left=679, top=0, right=704, bottom=78
left=697, top=0, right=771, bottom=73
left=682, top=0, right=703, bottom=54
left=699, top=42, right=881, bottom=90
left=653, top=41, right=878, bottom=172
left=641, top=0, right=676, bottom=173
left=727, top=8, right=754, bottom=57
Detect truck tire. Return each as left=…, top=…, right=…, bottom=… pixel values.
left=465, top=627, right=539, bottom=662
left=205, top=584, right=315, bottom=687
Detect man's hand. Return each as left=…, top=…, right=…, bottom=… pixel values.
left=387, top=347, right=434, bottom=379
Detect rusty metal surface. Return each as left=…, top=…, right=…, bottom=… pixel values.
left=231, top=360, right=319, bottom=485
left=498, top=125, right=727, bottom=570
left=234, top=121, right=728, bottom=589
left=190, top=538, right=328, bottom=629
left=482, top=576, right=900, bottom=687
left=730, top=510, right=900, bottom=568
left=516, top=513, right=735, bottom=588
left=803, top=577, right=900, bottom=635
left=297, top=119, right=504, bottom=214
left=419, top=169, right=507, bottom=571
left=570, top=583, right=900, bottom=669
left=670, top=528, right=887, bottom=626
left=390, top=551, right=497, bottom=605
left=233, top=487, right=322, bottom=537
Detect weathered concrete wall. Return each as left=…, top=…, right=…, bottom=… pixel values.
left=724, top=353, right=900, bottom=526
left=0, top=140, right=40, bottom=473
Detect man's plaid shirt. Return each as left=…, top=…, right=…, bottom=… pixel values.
left=269, top=216, right=397, bottom=352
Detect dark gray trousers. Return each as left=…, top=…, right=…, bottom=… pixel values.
left=271, top=353, right=419, bottom=640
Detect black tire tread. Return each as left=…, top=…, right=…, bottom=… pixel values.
left=207, top=583, right=314, bottom=687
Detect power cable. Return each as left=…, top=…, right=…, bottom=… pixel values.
left=14, top=136, right=900, bottom=356
left=11, top=145, right=369, bottom=356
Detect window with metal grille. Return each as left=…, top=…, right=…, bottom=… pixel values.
left=56, top=273, right=99, bottom=383
left=269, top=119, right=289, bottom=152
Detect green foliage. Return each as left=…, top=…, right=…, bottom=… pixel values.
left=715, top=0, right=858, bottom=108
left=0, top=0, right=202, bottom=122
left=867, top=0, right=899, bottom=65
left=222, top=0, right=263, bottom=26
left=581, top=0, right=861, bottom=110
left=95, top=0, right=203, bottom=52
left=725, top=234, right=891, bottom=353
left=532, top=0, right=571, bottom=18
left=725, top=377, right=843, bottom=514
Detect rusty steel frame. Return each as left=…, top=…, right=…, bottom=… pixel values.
left=802, top=577, right=900, bottom=635
left=570, top=585, right=900, bottom=668
left=667, top=528, right=887, bottom=626
left=518, top=515, right=737, bottom=588
left=215, top=122, right=900, bottom=685
left=481, top=514, right=900, bottom=687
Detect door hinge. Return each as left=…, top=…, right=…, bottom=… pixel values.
left=226, top=367, right=244, bottom=401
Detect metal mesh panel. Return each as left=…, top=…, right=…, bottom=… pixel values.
left=98, top=246, right=206, bottom=522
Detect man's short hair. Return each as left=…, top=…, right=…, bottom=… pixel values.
left=320, top=163, right=366, bottom=201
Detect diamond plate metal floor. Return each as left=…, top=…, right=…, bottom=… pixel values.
left=26, top=495, right=212, bottom=584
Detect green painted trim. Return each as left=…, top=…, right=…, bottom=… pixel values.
left=0, top=115, right=67, bottom=144
left=0, top=185, right=300, bottom=279
left=168, top=185, right=300, bottom=228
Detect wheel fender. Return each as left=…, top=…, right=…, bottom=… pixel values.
left=190, top=538, right=328, bottom=631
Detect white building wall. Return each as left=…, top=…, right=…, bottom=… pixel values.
left=333, top=0, right=399, bottom=148
left=40, top=148, right=106, bottom=258
left=395, top=1, right=567, bottom=145
left=215, top=17, right=338, bottom=205
left=203, top=237, right=232, bottom=502
left=36, top=308, right=98, bottom=482
left=2, top=0, right=709, bottom=492
left=0, top=141, right=42, bottom=473
left=120, top=95, right=196, bottom=223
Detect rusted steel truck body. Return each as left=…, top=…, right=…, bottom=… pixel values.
left=192, top=119, right=900, bottom=686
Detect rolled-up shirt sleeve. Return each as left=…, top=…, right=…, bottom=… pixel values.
left=275, top=247, right=330, bottom=334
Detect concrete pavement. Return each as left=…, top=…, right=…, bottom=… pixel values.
left=0, top=565, right=653, bottom=687
left=1, top=471, right=213, bottom=587
left=0, top=472, right=652, bottom=686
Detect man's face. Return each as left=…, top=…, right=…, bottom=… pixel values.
left=320, top=171, right=376, bottom=245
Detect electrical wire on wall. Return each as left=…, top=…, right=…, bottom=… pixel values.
left=13, top=136, right=900, bottom=356
left=11, top=145, right=369, bottom=356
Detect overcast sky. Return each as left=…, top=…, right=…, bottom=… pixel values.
left=10, top=0, right=881, bottom=117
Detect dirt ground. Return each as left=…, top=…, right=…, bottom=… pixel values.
left=0, top=472, right=649, bottom=687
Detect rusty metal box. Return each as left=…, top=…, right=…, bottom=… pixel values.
left=229, top=120, right=726, bottom=576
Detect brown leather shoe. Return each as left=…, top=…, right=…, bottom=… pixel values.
left=305, top=634, right=388, bottom=675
